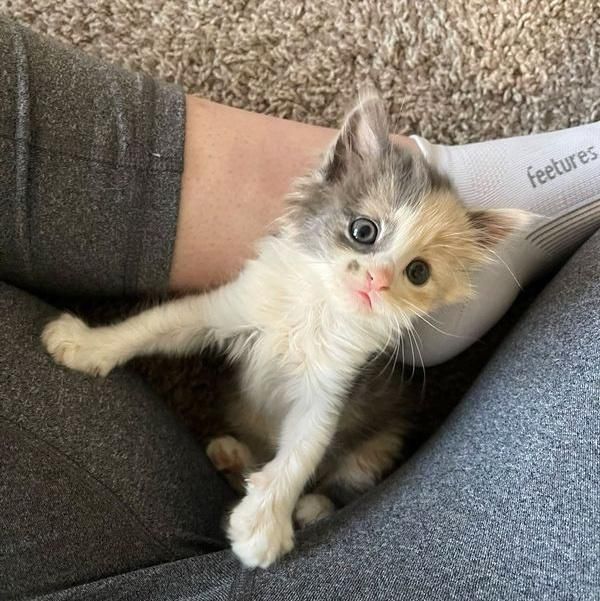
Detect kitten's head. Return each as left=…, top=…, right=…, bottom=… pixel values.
left=284, top=93, right=528, bottom=330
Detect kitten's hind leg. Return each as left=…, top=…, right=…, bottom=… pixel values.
left=294, top=493, right=335, bottom=528
left=206, top=435, right=255, bottom=494
left=317, top=430, right=404, bottom=505
left=293, top=431, right=403, bottom=528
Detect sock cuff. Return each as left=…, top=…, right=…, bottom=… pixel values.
left=410, top=134, right=439, bottom=165
left=410, top=134, right=474, bottom=189
left=410, top=134, right=486, bottom=205
left=410, top=135, right=463, bottom=176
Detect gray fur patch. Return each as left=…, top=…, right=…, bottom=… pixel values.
left=285, top=95, right=452, bottom=257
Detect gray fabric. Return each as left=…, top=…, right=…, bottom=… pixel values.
left=0, top=283, right=237, bottom=600
left=0, top=16, right=183, bottom=297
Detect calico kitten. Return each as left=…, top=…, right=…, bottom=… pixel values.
left=42, top=93, right=527, bottom=568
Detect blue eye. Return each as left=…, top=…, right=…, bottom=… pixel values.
left=350, top=218, right=378, bottom=245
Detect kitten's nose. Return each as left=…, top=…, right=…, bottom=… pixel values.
left=367, top=267, right=393, bottom=291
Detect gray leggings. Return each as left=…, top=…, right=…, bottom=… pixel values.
left=1, top=17, right=598, bottom=601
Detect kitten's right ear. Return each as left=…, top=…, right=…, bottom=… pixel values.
left=321, top=92, right=389, bottom=183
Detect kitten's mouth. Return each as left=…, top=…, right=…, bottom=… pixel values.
left=355, top=290, right=373, bottom=310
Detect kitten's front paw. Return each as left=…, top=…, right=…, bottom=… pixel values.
left=294, top=493, right=335, bottom=528
left=228, top=491, right=294, bottom=568
left=42, top=313, right=115, bottom=377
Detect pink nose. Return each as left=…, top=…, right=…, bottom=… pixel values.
left=367, top=267, right=393, bottom=291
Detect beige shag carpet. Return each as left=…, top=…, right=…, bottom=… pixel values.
left=2, top=1, right=598, bottom=442
left=4, top=0, right=600, bottom=143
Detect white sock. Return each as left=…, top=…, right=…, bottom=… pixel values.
left=409, top=122, right=600, bottom=366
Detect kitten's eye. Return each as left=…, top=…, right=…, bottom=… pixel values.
left=405, top=259, right=430, bottom=286
left=350, top=217, right=378, bottom=245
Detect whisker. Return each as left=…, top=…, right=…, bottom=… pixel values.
left=403, top=318, right=416, bottom=382
left=399, top=323, right=406, bottom=381
left=402, top=300, right=467, bottom=339
left=408, top=322, right=427, bottom=400
left=385, top=315, right=403, bottom=385
left=486, top=249, right=523, bottom=289
left=370, top=326, right=394, bottom=367
left=375, top=315, right=404, bottom=380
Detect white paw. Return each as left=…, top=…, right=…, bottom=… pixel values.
left=228, top=490, right=294, bottom=568
left=41, top=313, right=116, bottom=377
left=206, top=436, right=254, bottom=473
left=294, top=493, right=335, bottom=528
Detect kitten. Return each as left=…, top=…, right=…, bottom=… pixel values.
left=42, top=93, right=527, bottom=568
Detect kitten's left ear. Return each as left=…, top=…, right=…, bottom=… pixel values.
left=468, top=208, right=534, bottom=247
left=322, top=91, right=390, bottom=183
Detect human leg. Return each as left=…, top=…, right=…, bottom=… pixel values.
left=0, top=283, right=236, bottom=600
left=0, top=16, right=184, bottom=298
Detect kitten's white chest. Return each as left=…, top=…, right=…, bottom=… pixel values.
left=231, top=310, right=325, bottom=449
left=226, top=297, right=373, bottom=457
